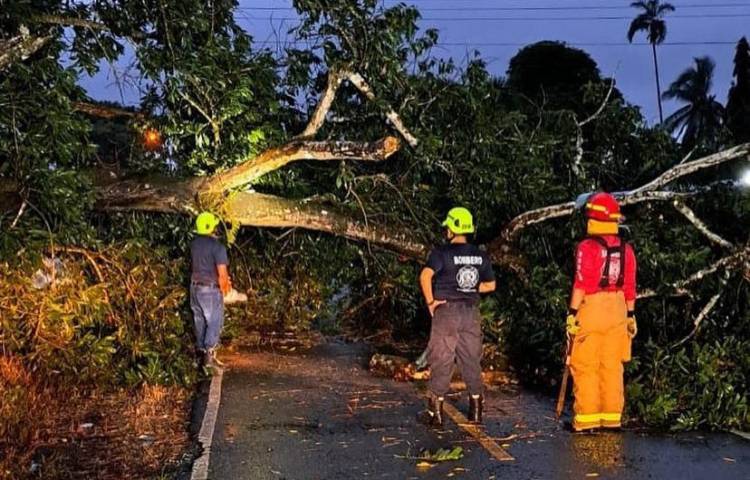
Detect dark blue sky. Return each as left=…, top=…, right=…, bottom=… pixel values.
left=79, top=0, right=749, bottom=126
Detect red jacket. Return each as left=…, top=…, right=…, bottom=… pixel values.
left=574, top=235, right=637, bottom=301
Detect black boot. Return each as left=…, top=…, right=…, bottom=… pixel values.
left=469, top=395, right=483, bottom=424
left=419, top=396, right=444, bottom=427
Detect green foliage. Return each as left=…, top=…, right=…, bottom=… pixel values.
left=507, top=41, right=604, bottom=115
left=0, top=245, right=197, bottom=387
left=628, top=337, right=750, bottom=430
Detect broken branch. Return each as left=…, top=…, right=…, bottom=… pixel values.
left=296, top=70, right=345, bottom=139
left=0, top=34, right=53, bottom=72
left=223, top=192, right=427, bottom=257
left=343, top=71, right=419, bottom=148
left=672, top=200, right=733, bottom=249
left=206, top=137, right=401, bottom=192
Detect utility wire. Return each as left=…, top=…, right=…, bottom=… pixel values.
left=238, top=13, right=750, bottom=21
left=247, top=40, right=739, bottom=47
left=239, top=3, right=750, bottom=11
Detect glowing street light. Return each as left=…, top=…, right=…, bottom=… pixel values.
left=740, top=170, right=750, bottom=188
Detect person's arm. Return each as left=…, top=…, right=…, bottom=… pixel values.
left=569, top=288, right=585, bottom=312
left=568, top=241, right=599, bottom=335
left=217, top=264, right=231, bottom=295
left=214, top=243, right=232, bottom=296
left=419, top=267, right=446, bottom=317
left=478, top=252, right=496, bottom=293
left=478, top=280, right=496, bottom=293
left=625, top=244, right=637, bottom=337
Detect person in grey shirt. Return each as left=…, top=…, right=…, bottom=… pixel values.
left=190, top=212, right=232, bottom=368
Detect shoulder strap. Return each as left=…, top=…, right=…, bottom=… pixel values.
left=586, top=237, right=610, bottom=288
left=586, top=237, right=629, bottom=289
left=616, top=241, right=627, bottom=288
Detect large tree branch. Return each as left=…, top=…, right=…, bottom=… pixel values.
left=489, top=190, right=701, bottom=256
left=206, top=137, right=401, bottom=192
left=638, top=246, right=749, bottom=299
left=33, top=14, right=148, bottom=40
left=296, top=70, right=345, bottom=139
left=631, top=143, right=750, bottom=194
left=0, top=33, right=53, bottom=72
left=489, top=143, right=750, bottom=261
left=223, top=192, right=428, bottom=257
left=94, top=179, right=427, bottom=257
left=672, top=200, right=733, bottom=249
left=71, top=101, right=145, bottom=120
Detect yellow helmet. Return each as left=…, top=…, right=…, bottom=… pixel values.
left=195, top=212, right=220, bottom=235
left=442, top=207, right=475, bottom=234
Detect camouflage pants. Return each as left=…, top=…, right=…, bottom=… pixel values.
left=427, top=302, right=483, bottom=397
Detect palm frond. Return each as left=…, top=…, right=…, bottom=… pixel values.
left=627, top=15, right=651, bottom=42
left=663, top=105, right=692, bottom=132
left=649, top=19, right=667, bottom=44
left=657, top=3, right=676, bottom=14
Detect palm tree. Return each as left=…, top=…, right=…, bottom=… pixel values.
left=628, top=0, right=676, bottom=124
left=662, top=56, right=726, bottom=147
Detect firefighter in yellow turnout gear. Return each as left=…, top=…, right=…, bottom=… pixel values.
left=567, top=193, right=638, bottom=431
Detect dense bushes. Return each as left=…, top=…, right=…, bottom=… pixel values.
left=0, top=244, right=196, bottom=388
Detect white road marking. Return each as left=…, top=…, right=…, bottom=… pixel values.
left=191, top=367, right=224, bottom=480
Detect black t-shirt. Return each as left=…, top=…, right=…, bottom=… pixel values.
left=191, top=235, right=229, bottom=284
left=425, top=242, right=495, bottom=302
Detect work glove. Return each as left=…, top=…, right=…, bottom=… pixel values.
left=627, top=316, right=637, bottom=339
left=566, top=314, right=580, bottom=337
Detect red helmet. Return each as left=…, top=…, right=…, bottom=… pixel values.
left=585, top=192, right=622, bottom=222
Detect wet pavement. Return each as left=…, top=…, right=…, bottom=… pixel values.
left=207, top=339, right=749, bottom=480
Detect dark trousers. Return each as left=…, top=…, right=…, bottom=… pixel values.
left=427, top=302, right=483, bottom=397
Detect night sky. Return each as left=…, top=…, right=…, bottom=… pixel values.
left=78, top=0, right=749, bottom=126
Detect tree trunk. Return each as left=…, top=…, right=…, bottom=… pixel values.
left=653, top=42, right=664, bottom=124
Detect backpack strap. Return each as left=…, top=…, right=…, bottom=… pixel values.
left=586, top=237, right=611, bottom=288
left=616, top=242, right=627, bottom=288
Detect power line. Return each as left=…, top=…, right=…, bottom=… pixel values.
left=239, top=3, right=750, bottom=11
left=238, top=13, right=750, bottom=21
left=249, top=40, right=739, bottom=47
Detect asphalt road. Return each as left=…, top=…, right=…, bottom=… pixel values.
left=205, top=339, right=749, bottom=480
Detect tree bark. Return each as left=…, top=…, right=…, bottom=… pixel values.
left=206, top=137, right=401, bottom=192
left=0, top=34, right=52, bottom=72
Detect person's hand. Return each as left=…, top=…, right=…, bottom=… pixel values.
left=566, top=314, right=580, bottom=337
left=220, top=278, right=232, bottom=296
left=627, top=316, right=637, bottom=339
left=428, top=299, right=447, bottom=317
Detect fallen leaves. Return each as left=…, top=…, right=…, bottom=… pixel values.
left=419, top=446, right=464, bottom=463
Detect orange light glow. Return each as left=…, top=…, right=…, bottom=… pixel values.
left=142, top=128, right=163, bottom=151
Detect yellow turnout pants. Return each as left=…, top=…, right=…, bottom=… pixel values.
left=570, top=291, right=631, bottom=431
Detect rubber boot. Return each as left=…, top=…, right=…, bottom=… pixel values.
left=419, top=396, right=444, bottom=427
left=468, top=395, right=483, bottom=424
